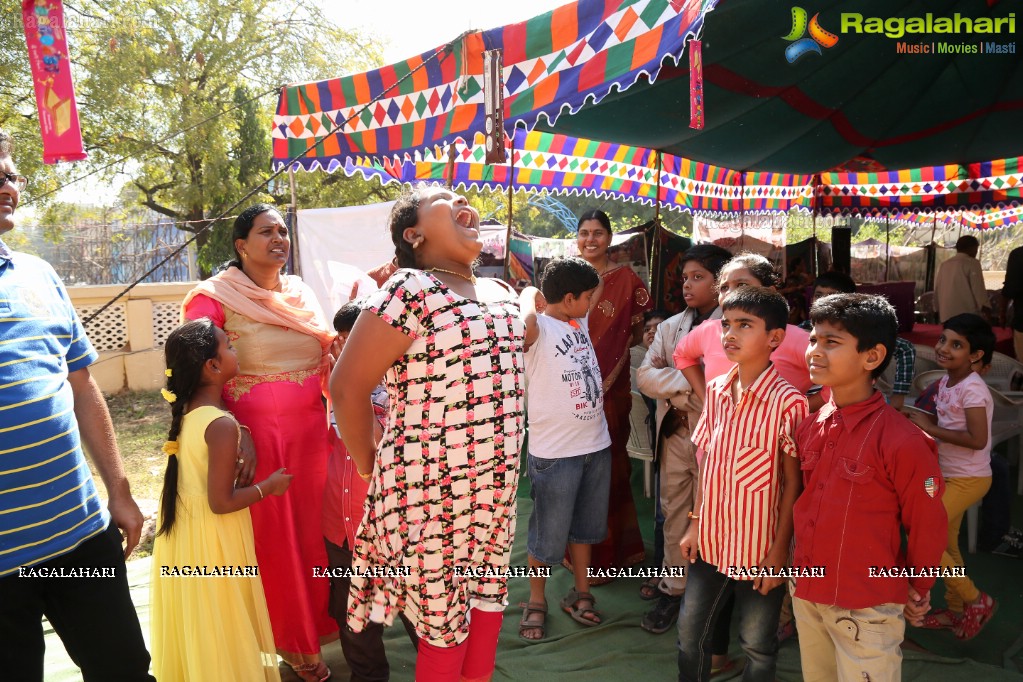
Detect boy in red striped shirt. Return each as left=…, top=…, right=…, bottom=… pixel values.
left=677, top=287, right=808, bottom=682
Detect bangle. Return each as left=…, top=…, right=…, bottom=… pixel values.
left=357, top=470, right=372, bottom=481
left=687, top=511, right=699, bottom=520
left=254, top=483, right=264, bottom=500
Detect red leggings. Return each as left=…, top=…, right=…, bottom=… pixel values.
left=415, top=609, right=503, bottom=682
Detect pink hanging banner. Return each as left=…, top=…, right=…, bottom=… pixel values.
left=689, top=39, right=704, bottom=130
left=22, top=0, right=87, bottom=164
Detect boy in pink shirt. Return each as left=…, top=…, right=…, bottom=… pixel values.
left=672, top=253, right=819, bottom=406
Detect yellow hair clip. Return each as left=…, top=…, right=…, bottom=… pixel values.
left=162, top=440, right=178, bottom=457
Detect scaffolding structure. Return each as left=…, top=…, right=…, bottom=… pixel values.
left=35, top=216, right=197, bottom=285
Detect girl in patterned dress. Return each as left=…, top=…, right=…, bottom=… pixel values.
left=331, top=184, right=526, bottom=682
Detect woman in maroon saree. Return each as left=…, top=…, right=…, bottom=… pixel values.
left=574, top=209, right=651, bottom=577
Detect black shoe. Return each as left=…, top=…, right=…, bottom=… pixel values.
left=641, top=593, right=682, bottom=634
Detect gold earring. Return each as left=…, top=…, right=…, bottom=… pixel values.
left=412, top=237, right=424, bottom=249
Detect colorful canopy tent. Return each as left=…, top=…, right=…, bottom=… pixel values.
left=273, top=0, right=717, bottom=172
left=272, top=0, right=1021, bottom=293
left=819, top=158, right=1023, bottom=220
left=537, top=0, right=1023, bottom=173
left=344, top=128, right=815, bottom=216
left=862, top=204, right=1023, bottom=232
left=274, top=0, right=1022, bottom=176
left=273, top=0, right=1021, bottom=227
left=345, top=129, right=1022, bottom=231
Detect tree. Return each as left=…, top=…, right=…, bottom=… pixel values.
left=55, top=0, right=383, bottom=275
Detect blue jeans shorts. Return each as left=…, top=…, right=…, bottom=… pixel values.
left=526, top=447, right=611, bottom=565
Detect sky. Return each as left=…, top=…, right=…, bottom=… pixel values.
left=326, top=0, right=563, bottom=64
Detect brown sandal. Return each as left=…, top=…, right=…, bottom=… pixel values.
left=639, top=576, right=661, bottom=600
left=518, top=601, right=548, bottom=642
left=561, top=589, right=602, bottom=627
left=291, top=662, right=331, bottom=682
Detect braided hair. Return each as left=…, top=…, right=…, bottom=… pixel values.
left=157, top=318, right=220, bottom=536
left=388, top=184, right=437, bottom=268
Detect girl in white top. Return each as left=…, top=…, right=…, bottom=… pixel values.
left=905, top=313, right=996, bottom=641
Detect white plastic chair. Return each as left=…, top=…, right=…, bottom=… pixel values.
left=912, top=344, right=941, bottom=375
left=627, top=390, right=654, bottom=498
left=984, top=351, right=1023, bottom=393
left=916, top=291, right=937, bottom=324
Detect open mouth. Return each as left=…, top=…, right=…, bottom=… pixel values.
left=455, top=207, right=479, bottom=231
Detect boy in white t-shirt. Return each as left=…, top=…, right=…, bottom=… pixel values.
left=517, top=257, right=612, bottom=643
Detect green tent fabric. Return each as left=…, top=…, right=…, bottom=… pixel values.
left=538, top=0, right=1023, bottom=173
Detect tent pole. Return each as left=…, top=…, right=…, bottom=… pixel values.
left=288, top=167, right=302, bottom=277
left=651, top=223, right=663, bottom=309
left=740, top=172, right=746, bottom=248
left=503, top=134, right=515, bottom=281
left=885, top=215, right=891, bottom=282
left=811, top=211, right=818, bottom=277
left=654, top=151, right=662, bottom=226
left=445, top=144, right=456, bottom=189
left=652, top=151, right=663, bottom=305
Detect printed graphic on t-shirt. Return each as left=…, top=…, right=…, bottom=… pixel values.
left=554, top=324, right=603, bottom=421
left=16, top=284, right=61, bottom=319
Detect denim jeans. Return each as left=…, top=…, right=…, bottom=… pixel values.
left=654, top=471, right=665, bottom=569
left=677, top=558, right=784, bottom=682
left=527, top=447, right=611, bottom=564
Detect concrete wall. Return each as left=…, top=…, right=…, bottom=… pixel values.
left=68, top=282, right=196, bottom=394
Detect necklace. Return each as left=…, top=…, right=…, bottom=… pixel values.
left=427, top=267, right=477, bottom=285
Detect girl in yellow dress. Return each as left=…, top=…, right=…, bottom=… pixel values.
left=150, top=318, right=292, bottom=681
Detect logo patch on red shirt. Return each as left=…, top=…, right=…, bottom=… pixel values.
left=924, top=477, right=937, bottom=498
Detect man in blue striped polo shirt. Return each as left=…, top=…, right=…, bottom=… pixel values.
left=0, top=129, right=154, bottom=680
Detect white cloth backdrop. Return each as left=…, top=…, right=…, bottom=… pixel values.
left=295, top=202, right=396, bottom=316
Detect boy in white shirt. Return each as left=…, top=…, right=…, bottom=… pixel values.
left=518, top=257, right=612, bottom=642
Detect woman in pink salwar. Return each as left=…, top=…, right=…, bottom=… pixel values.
left=182, top=204, right=337, bottom=682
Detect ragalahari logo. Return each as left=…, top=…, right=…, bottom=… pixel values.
left=783, top=7, right=839, bottom=63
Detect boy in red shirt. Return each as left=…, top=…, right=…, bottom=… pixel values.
left=793, top=293, right=947, bottom=681
left=324, top=301, right=417, bottom=680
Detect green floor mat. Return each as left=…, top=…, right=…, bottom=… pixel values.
left=42, top=456, right=1023, bottom=680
